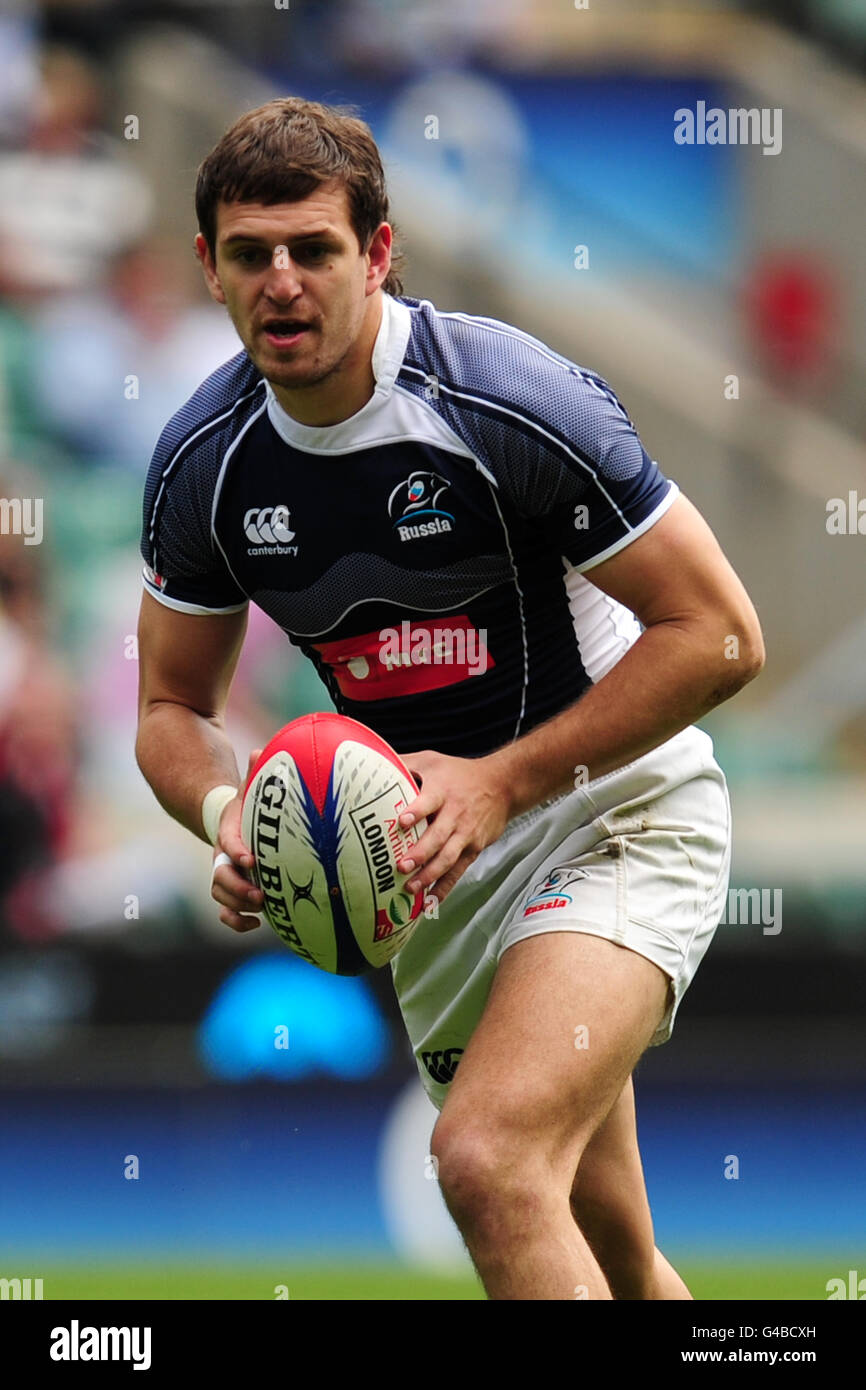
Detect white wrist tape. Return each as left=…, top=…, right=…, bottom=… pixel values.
left=202, top=784, right=238, bottom=845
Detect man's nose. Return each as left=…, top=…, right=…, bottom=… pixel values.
left=263, top=249, right=303, bottom=300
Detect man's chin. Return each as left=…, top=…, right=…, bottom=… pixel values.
left=250, top=351, right=333, bottom=390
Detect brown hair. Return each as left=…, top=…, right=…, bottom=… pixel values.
left=195, top=96, right=404, bottom=295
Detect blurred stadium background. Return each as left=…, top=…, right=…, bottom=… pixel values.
left=1, top=0, right=865, bottom=1301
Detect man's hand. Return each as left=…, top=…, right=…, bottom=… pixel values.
left=210, top=749, right=264, bottom=932
left=396, top=750, right=513, bottom=904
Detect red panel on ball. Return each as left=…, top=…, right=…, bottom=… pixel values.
left=245, top=712, right=420, bottom=814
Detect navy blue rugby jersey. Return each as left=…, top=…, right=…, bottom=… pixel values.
left=140, top=292, right=678, bottom=758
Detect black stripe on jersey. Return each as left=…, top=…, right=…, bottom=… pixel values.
left=484, top=479, right=529, bottom=740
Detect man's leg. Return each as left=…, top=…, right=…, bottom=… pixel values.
left=429, top=930, right=670, bottom=1300
left=569, top=1074, right=692, bottom=1300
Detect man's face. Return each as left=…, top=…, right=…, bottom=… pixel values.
left=195, top=182, right=390, bottom=391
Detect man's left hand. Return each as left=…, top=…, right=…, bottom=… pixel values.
left=395, top=750, right=513, bottom=904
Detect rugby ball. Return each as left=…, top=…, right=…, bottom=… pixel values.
left=241, top=713, right=427, bottom=974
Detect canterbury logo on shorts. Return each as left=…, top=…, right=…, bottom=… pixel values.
left=421, top=1047, right=464, bottom=1084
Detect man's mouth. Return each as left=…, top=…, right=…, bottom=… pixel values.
left=262, top=319, right=313, bottom=346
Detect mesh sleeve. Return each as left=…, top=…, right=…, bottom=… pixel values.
left=401, top=303, right=677, bottom=570
left=506, top=368, right=678, bottom=571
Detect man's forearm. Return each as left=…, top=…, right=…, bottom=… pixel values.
left=485, top=618, right=762, bottom=822
left=136, top=700, right=241, bottom=843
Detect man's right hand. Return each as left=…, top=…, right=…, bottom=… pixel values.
left=210, top=749, right=264, bottom=932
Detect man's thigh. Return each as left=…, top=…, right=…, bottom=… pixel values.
left=430, top=931, right=669, bottom=1180
left=391, top=726, right=730, bottom=1112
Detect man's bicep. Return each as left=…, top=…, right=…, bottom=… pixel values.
left=137, top=588, right=249, bottom=720
left=581, top=492, right=763, bottom=641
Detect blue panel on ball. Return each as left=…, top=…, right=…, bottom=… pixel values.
left=295, top=764, right=368, bottom=975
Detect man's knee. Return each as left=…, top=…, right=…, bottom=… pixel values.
left=432, top=1123, right=539, bottom=1238
left=431, top=1108, right=592, bottom=1241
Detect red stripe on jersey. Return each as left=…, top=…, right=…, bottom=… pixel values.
left=313, top=616, right=492, bottom=701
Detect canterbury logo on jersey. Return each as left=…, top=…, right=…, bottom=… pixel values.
left=421, top=1047, right=464, bottom=1085
left=244, top=505, right=298, bottom=555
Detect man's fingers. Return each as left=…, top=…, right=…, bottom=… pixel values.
left=218, top=905, right=261, bottom=933
left=213, top=877, right=263, bottom=929
left=218, top=799, right=255, bottom=868
left=404, top=830, right=472, bottom=894
left=398, top=792, right=439, bottom=831
left=212, top=856, right=262, bottom=907
left=427, top=849, right=477, bottom=904
left=210, top=751, right=266, bottom=935
left=213, top=750, right=262, bottom=868
left=398, top=813, right=456, bottom=875
left=221, top=824, right=255, bottom=870
left=397, top=766, right=441, bottom=829
left=212, top=856, right=263, bottom=930
left=212, top=874, right=262, bottom=910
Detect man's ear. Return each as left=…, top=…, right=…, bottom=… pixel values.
left=194, top=232, right=226, bottom=305
left=365, top=221, right=392, bottom=295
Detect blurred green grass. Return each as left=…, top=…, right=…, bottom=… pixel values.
left=28, top=1259, right=835, bottom=1300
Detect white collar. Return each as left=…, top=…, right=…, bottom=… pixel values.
left=265, top=292, right=411, bottom=450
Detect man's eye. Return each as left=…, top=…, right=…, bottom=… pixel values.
left=233, top=245, right=330, bottom=265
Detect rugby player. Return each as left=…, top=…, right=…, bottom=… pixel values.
left=135, top=97, right=765, bottom=1300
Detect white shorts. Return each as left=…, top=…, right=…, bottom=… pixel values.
left=390, top=725, right=732, bottom=1110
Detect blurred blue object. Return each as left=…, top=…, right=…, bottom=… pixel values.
left=198, top=955, right=389, bottom=1082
